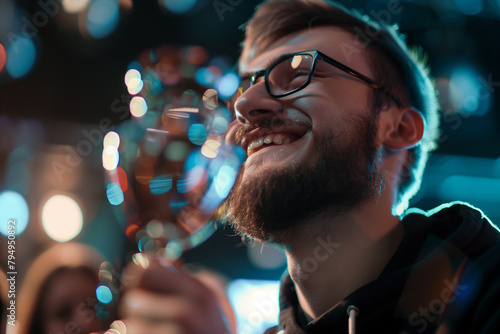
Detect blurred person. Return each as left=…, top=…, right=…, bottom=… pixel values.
left=110, top=0, right=500, bottom=333
left=15, top=243, right=113, bottom=334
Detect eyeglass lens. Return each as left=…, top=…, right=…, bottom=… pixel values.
left=237, top=54, right=315, bottom=98
left=267, top=54, right=314, bottom=96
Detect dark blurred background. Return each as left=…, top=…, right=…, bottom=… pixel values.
left=0, top=0, right=499, bottom=330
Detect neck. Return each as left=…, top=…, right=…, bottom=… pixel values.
left=281, top=191, right=404, bottom=319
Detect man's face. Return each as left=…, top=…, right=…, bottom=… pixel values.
left=224, top=27, right=384, bottom=242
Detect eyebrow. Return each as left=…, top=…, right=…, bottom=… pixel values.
left=239, top=53, right=290, bottom=79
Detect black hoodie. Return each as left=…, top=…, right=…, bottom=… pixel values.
left=264, top=202, right=500, bottom=334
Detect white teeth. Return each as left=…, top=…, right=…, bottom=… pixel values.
left=248, top=138, right=264, bottom=150
left=272, top=135, right=283, bottom=145
left=247, top=134, right=290, bottom=154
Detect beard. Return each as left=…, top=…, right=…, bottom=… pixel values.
left=222, top=110, right=384, bottom=243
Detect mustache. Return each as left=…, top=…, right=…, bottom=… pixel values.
left=234, top=118, right=312, bottom=145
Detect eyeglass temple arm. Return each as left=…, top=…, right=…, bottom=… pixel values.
left=319, top=54, right=403, bottom=108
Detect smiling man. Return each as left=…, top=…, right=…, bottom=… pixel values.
left=220, top=0, right=500, bottom=333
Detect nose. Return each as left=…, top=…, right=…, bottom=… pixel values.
left=234, top=82, right=284, bottom=126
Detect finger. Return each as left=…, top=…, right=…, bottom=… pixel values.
left=125, top=259, right=213, bottom=304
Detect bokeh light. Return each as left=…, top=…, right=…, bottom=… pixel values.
left=164, top=240, right=183, bottom=259
left=41, top=195, right=83, bottom=242
left=103, top=131, right=121, bottom=149
left=201, top=139, right=221, bottom=158
left=149, top=175, right=173, bottom=195
left=449, top=66, right=491, bottom=116
left=161, top=0, right=197, bottom=14
left=0, top=190, right=29, bottom=237
left=96, top=284, right=113, bottom=304
left=178, top=165, right=207, bottom=193
left=106, top=183, right=124, bottom=205
left=62, top=0, right=90, bottom=13
left=132, top=252, right=149, bottom=269
left=110, top=320, right=127, bottom=333
left=188, top=123, right=207, bottom=145
left=116, top=167, right=128, bottom=192
left=213, top=165, right=237, bottom=199
left=86, top=0, right=120, bottom=38
left=129, top=96, right=148, bottom=117
left=202, top=89, right=218, bottom=109
left=127, top=78, right=144, bottom=95
left=5, top=37, right=37, bottom=79
left=453, top=0, right=483, bottom=15
left=212, top=116, right=228, bottom=133
left=125, top=68, right=141, bottom=84
left=215, top=72, right=239, bottom=99
left=186, top=46, right=208, bottom=65
left=247, top=243, right=286, bottom=270
left=102, top=145, right=120, bottom=170
left=0, top=43, right=6, bottom=73
left=291, top=55, right=303, bottom=69
left=146, top=220, right=164, bottom=238
left=195, top=67, right=219, bottom=86
left=227, top=279, right=280, bottom=334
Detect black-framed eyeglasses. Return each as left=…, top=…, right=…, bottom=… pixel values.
left=236, top=50, right=402, bottom=108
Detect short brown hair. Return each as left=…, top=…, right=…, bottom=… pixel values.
left=239, top=0, right=440, bottom=212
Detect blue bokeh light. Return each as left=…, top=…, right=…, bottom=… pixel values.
left=5, top=37, right=36, bottom=79
left=184, top=150, right=209, bottom=172
left=86, top=0, right=120, bottom=38
left=215, top=72, right=239, bottom=99
left=449, top=67, right=491, bottom=117
left=163, top=0, right=197, bottom=14
left=453, top=0, right=483, bottom=15
left=214, top=165, right=237, bottom=199
left=188, top=123, right=207, bottom=145
left=127, top=60, right=143, bottom=73
left=0, top=190, right=29, bottom=237
left=195, top=67, right=217, bottom=86
left=227, top=279, right=280, bottom=334
left=212, top=116, right=229, bottom=134
left=106, top=183, right=124, bottom=206
left=96, top=284, right=113, bottom=304
left=178, top=165, right=206, bottom=193
left=149, top=175, right=173, bottom=195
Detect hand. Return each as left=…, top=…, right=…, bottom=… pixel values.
left=113, top=258, right=235, bottom=334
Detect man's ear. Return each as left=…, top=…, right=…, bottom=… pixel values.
left=383, top=107, right=425, bottom=151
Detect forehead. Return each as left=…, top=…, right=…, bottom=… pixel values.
left=240, top=26, right=373, bottom=77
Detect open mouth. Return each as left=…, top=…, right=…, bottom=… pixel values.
left=237, top=118, right=313, bottom=158
left=246, top=133, right=301, bottom=156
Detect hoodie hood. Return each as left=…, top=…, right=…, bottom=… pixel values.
left=269, top=202, right=500, bottom=334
